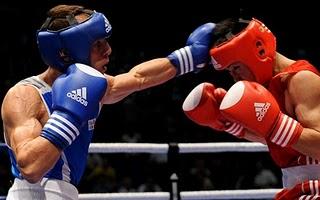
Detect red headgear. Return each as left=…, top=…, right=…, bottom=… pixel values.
left=210, top=18, right=276, bottom=84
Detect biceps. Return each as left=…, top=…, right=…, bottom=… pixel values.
left=290, top=71, right=320, bottom=129
left=102, top=73, right=140, bottom=104
left=295, top=104, right=320, bottom=131
left=8, top=118, right=43, bottom=151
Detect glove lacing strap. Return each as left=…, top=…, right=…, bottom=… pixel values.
left=225, top=122, right=245, bottom=138
left=169, top=46, right=195, bottom=75
left=41, top=111, right=81, bottom=150
left=269, top=113, right=303, bottom=147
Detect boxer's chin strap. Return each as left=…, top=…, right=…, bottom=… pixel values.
left=40, top=17, right=52, bottom=30
left=238, top=18, right=251, bottom=24
left=66, top=15, right=78, bottom=26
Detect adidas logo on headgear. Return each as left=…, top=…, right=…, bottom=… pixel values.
left=67, top=87, right=88, bottom=106
left=254, top=102, right=270, bottom=121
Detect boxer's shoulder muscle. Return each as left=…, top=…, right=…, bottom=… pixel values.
left=2, top=84, right=47, bottom=144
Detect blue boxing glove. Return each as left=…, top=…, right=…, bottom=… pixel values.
left=41, top=63, right=107, bottom=150
left=168, top=23, right=215, bottom=76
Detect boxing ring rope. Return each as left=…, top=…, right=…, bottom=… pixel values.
left=87, top=142, right=268, bottom=153
left=77, top=189, right=281, bottom=200
left=1, top=142, right=268, bottom=152
left=0, top=142, right=280, bottom=199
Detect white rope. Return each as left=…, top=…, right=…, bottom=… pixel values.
left=181, top=189, right=281, bottom=199
left=1, top=142, right=272, bottom=199
left=79, top=142, right=270, bottom=200
left=178, top=142, right=268, bottom=153
left=88, top=143, right=169, bottom=153
left=1, top=142, right=268, bottom=153
left=77, top=189, right=280, bottom=200
left=79, top=192, right=169, bottom=200
left=0, top=189, right=280, bottom=200
left=88, top=142, right=268, bottom=153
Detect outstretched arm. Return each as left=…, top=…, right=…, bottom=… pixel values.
left=102, top=23, right=216, bottom=104
left=102, top=58, right=176, bottom=104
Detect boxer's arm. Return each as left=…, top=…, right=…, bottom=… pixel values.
left=288, top=71, right=320, bottom=159
left=243, top=130, right=267, bottom=144
left=101, top=23, right=215, bottom=104
left=1, top=85, right=60, bottom=183
left=102, top=58, right=176, bottom=104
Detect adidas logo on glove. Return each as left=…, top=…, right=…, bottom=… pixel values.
left=254, top=102, right=270, bottom=121
left=67, top=87, right=88, bottom=106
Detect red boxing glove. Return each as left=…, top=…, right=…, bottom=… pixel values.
left=220, top=81, right=303, bottom=147
left=275, top=180, right=320, bottom=200
left=182, top=82, right=244, bottom=137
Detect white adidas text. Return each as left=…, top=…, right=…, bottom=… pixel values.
left=254, top=102, right=270, bottom=121
left=67, top=87, right=88, bottom=106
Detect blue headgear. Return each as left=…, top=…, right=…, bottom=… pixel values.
left=37, top=11, right=112, bottom=71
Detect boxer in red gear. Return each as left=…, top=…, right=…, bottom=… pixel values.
left=184, top=17, right=320, bottom=199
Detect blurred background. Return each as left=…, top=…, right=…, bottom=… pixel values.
left=0, top=0, right=319, bottom=196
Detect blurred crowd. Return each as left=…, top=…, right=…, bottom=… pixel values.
left=0, top=144, right=281, bottom=195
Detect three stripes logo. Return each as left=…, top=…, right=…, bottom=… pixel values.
left=211, top=56, right=222, bottom=70
left=67, top=87, right=88, bottom=106
left=254, top=102, right=270, bottom=121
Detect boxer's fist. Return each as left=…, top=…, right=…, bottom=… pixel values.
left=183, top=82, right=244, bottom=137
left=168, top=23, right=215, bottom=76
left=41, top=63, right=107, bottom=149
left=220, top=81, right=303, bottom=147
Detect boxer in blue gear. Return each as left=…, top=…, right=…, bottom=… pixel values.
left=1, top=4, right=216, bottom=200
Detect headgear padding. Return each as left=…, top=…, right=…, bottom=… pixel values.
left=210, top=18, right=276, bottom=84
left=37, top=11, right=112, bottom=72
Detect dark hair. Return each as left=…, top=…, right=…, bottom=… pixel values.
left=40, top=5, right=93, bottom=31
left=212, top=18, right=250, bottom=47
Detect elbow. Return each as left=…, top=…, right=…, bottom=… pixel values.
left=17, top=154, right=43, bottom=183
left=20, top=169, right=43, bottom=183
